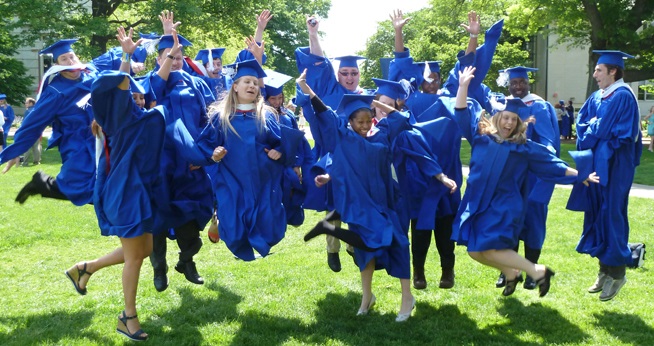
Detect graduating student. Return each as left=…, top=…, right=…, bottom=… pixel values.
left=195, top=48, right=229, bottom=97
left=264, top=72, right=314, bottom=226
left=492, top=66, right=560, bottom=290
left=295, top=15, right=368, bottom=272
left=176, top=59, right=291, bottom=261
left=1, top=30, right=137, bottom=204
left=452, top=66, right=598, bottom=298
left=568, top=50, right=642, bottom=301
left=0, top=94, right=14, bottom=147
left=65, top=71, right=166, bottom=342
left=140, top=30, right=215, bottom=292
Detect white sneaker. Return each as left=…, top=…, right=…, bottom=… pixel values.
left=599, top=277, right=627, bottom=301
left=588, top=272, right=608, bottom=293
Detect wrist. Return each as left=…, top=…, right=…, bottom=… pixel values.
left=469, top=33, right=478, bottom=38
left=121, top=52, right=131, bottom=63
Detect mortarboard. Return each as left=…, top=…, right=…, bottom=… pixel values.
left=559, top=100, right=565, bottom=105
left=414, top=61, right=441, bottom=74
left=91, top=70, right=145, bottom=95
left=195, top=48, right=226, bottom=65
left=500, top=66, right=538, bottom=80
left=39, top=39, right=79, bottom=61
left=336, top=94, right=374, bottom=119
left=503, top=98, right=528, bottom=114
left=334, top=55, right=365, bottom=69
left=0, top=94, right=6, bottom=100
left=139, top=32, right=160, bottom=40
left=263, top=70, right=293, bottom=97
left=225, top=59, right=266, bottom=81
left=157, top=34, right=193, bottom=51
left=593, top=50, right=634, bottom=69
left=372, top=78, right=409, bottom=101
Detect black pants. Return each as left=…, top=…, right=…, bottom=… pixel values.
left=513, top=243, right=542, bottom=264
left=150, top=220, right=203, bottom=271
left=599, top=261, right=626, bottom=280
left=411, top=215, right=455, bottom=270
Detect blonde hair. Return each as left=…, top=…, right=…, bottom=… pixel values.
left=208, top=77, right=274, bottom=137
left=478, top=110, right=527, bottom=144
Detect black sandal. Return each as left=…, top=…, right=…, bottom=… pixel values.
left=64, top=262, right=93, bottom=295
left=535, top=267, right=556, bottom=297
left=117, top=311, right=148, bottom=341
left=502, top=272, right=523, bottom=296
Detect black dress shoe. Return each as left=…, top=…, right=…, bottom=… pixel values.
left=327, top=252, right=341, bottom=272
left=15, top=171, right=47, bottom=204
left=439, top=268, right=455, bottom=289
left=496, top=273, right=506, bottom=288
left=523, top=275, right=537, bottom=290
left=413, top=267, right=427, bottom=290
left=175, top=261, right=204, bottom=285
left=535, top=267, right=555, bottom=297
left=153, top=265, right=169, bottom=292
left=502, top=273, right=523, bottom=296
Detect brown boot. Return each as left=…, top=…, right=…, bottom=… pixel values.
left=439, top=268, right=455, bottom=289
left=413, top=267, right=427, bottom=290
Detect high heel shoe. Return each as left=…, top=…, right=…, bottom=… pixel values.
left=502, top=272, right=524, bottom=296
left=395, top=297, right=415, bottom=322
left=535, top=267, right=555, bottom=297
left=356, top=294, right=376, bottom=316
left=64, top=262, right=93, bottom=295
left=116, top=310, right=148, bottom=341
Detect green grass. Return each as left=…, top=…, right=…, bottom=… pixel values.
left=459, top=138, right=654, bottom=186
left=1, top=141, right=653, bottom=345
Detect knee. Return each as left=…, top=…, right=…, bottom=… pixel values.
left=468, top=251, right=483, bottom=262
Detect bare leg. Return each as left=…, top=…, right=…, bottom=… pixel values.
left=359, top=259, right=375, bottom=312
left=119, top=233, right=153, bottom=337
left=399, top=278, right=414, bottom=315
left=478, top=249, right=547, bottom=279
left=69, top=247, right=124, bottom=291
left=468, top=251, right=518, bottom=278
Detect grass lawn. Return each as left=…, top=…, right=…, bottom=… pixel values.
left=1, top=141, right=653, bottom=345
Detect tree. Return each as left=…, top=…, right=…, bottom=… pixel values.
left=0, top=24, right=34, bottom=106
left=505, top=0, right=654, bottom=96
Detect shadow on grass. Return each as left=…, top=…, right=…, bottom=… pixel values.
left=594, top=311, right=654, bottom=346
left=496, top=298, right=590, bottom=344
left=0, top=309, right=112, bottom=346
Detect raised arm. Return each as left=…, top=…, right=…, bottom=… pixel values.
left=159, top=10, right=181, bottom=35
left=390, top=9, right=410, bottom=53
left=456, top=66, right=475, bottom=108
left=157, top=29, right=182, bottom=81
left=254, top=10, right=273, bottom=42
left=461, top=11, right=480, bottom=55
left=306, top=15, right=323, bottom=56
left=116, top=26, right=143, bottom=74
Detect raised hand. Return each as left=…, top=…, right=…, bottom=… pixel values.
left=458, top=66, right=476, bottom=87
left=390, top=9, right=410, bottom=31
left=169, top=29, right=182, bottom=57
left=257, top=10, right=273, bottom=31
left=159, top=10, right=181, bottom=35
left=116, top=26, right=142, bottom=54
left=245, top=36, right=265, bottom=64
left=306, top=15, right=319, bottom=35
left=460, top=11, right=481, bottom=35
left=296, top=69, right=315, bottom=97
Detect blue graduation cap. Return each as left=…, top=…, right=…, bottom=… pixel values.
left=334, top=55, right=365, bottom=68
left=157, top=34, right=193, bottom=51
left=39, top=39, right=79, bottom=61
left=336, top=94, right=374, bottom=119
left=91, top=70, right=145, bottom=95
left=0, top=94, right=6, bottom=100
left=502, top=98, right=528, bottom=115
left=225, top=59, right=266, bottom=81
left=264, top=70, right=293, bottom=97
left=372, top=78, right=409, bottom=101
left=414, top=61, right=441, bottom=74
left=500, top=66, right=538, bottom=80
left=593, top=50, right=634, bottom=69
left=559, top=100, right=565, bottom=106
left=139, top=32, right=160, bottom=40
left=195, top=48, right=226, bottom=65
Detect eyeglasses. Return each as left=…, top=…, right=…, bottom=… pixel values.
left=509, top=80, right=529, bottom=87
left=338, top=71, right=359, bottom=77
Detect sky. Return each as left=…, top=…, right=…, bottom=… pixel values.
left=320, top=0, right=431, bottom=57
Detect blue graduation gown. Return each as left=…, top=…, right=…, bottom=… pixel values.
left=0, top=71, right=98, bottom=205
left=568, top=85, right=642, bottom=266
left=452, top=107, right=576, bottom=251
left=1, top=104, right=14, bottom=146
left=312, top=104, right=412, bottom=278
left=91, top=73, right=167, bottom=238
left=192, top=110, right=287, bottom=261
left=147, top=70, right=215, bottom=232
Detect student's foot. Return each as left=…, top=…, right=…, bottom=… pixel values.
left=396, top=296, right=415, bottom=322
left=502, top=272, right=523, bottom=296
left=495, top=273, right=507, bottom=288
left=116, top=311, right=148, bottom=341
left=65, top=262, right=94, bottom=295
left=439, top=268, right=455, bottom=289
left=534, top=267, right=555, bottom=297
left=303, top=220, right=335, bottom=242
left=327, top=252, right=341, bottom=272
left=413, top=267, right=427, bottom=290
left=357, top=294, right=376, bottom=315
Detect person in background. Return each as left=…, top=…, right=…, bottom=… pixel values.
left=0, top=109, right=4, bottom=152
left=21, top=97, right=42, bottom=166
left=568, top=50, right=642, bottom=301
left=565, top=100, right=575, bottom=139
left=643, top=105, right=654, bottom=152
left=559, top=100, right=572, bottom=140
left=0, top=94, right=14, bottom=148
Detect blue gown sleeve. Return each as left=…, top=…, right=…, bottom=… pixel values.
left=294, top=47, right=342, bottom=104
left=525, top=141, right=575, bottom=185
left=388, top=48, right=418, bottom=83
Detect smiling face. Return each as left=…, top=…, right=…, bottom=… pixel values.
left=57, top=52, right=82, bottom=80
left=348, top=108, right=373, bottom=137
left=496, top=111, right=520, bottom=139
left=593, top=64, right=616, bottom=90
left=157, top=49, right=184, bottom=71
left=233, top=76, right=260, bottom=104
left=337, top=67, right=360, bottom=91
left=508, top=77, right=530, bottom=99
left=132, top=92, right=146, bottom=109
left=374, top=94, right=396, bottom=120
left=206, top=58, right=223, bottom=78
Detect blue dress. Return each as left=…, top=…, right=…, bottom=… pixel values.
left=568, top=84, right=642, bottom=266
left=91, top=72, right=167, bottom=238
left=147, top=70, right=215, bottom=232
left=190, top=110, right=287, bottom=261
left=452, top=106, right=576, bottom=252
